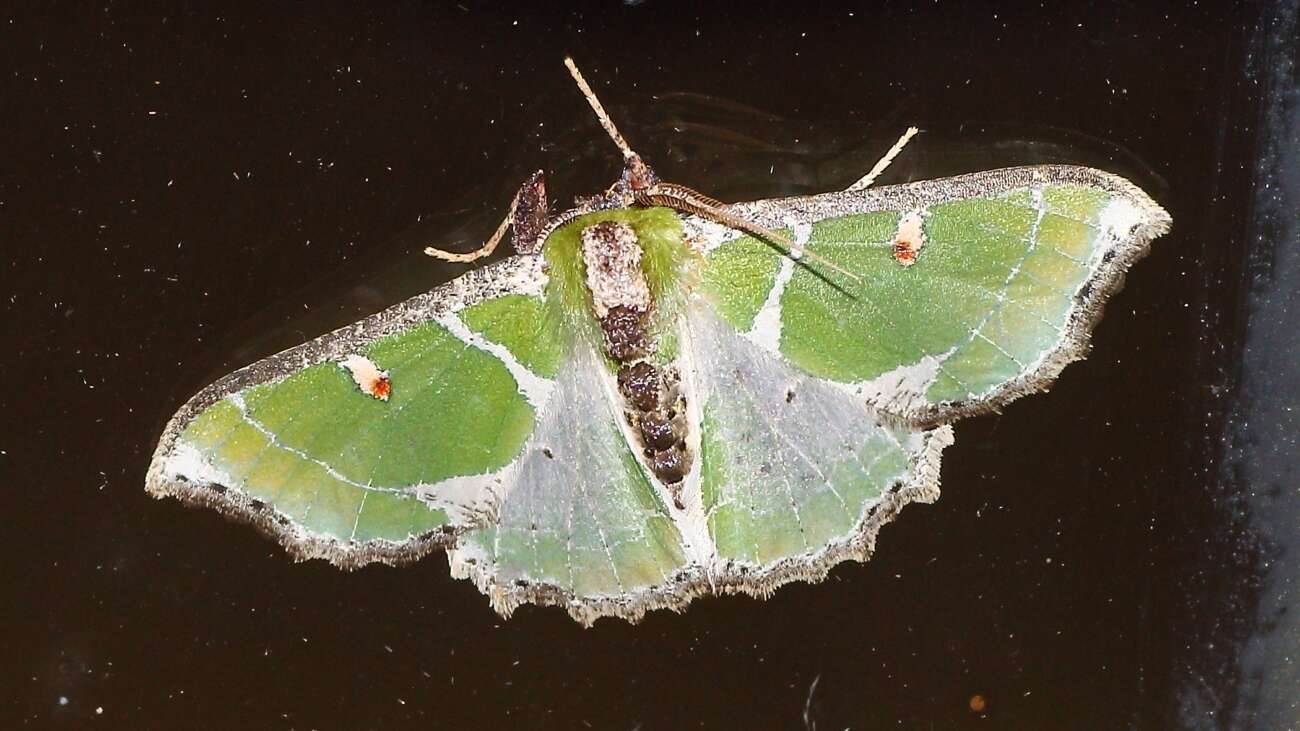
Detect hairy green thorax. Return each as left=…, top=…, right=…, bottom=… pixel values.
left=541, top=206, right=692, bottom=363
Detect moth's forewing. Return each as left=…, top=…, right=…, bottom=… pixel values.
left=694, top=166, right=1172, bottom=427
left=146, top=256, right=555, bottom=566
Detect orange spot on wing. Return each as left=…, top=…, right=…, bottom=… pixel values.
left=892, top=239, right=918, bottom=265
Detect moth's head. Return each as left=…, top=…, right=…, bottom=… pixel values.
left=622, top=154, right=660, bottom=193
left=595, top=154, right=662, bottom=209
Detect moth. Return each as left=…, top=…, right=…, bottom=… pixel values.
left=147, top=60, right=1171, bottom=625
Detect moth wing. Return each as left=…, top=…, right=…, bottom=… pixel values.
left=681, top=165, right=1168, bottom=581
left=448, top=341, right=694, bottom=625
left=680, top=304, right=952, bottom=585
left=148, top=253, right=693, bottom=622
left=694, top=165, right=1171, bottom=426
left=148, top=256, right=558, bottom=565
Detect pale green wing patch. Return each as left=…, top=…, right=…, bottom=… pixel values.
left=693, top=166, right=1171, bottom=426
left=448, top=344, right=691, bottom=625
left=146, top=256, right=556, bottom=566
left=685, top=306, right=952, bottom=589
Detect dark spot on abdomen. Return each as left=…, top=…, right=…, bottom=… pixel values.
left=639, top=411, right=678, bottom=451
left=618, top=362, right=661, bottom=411
left=601, top=305, right=648, bottom=362
left=650, top=448, right=688, bottom=485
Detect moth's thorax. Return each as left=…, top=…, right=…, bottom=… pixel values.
left=578, top=219, right=692, bottom=504
left=580, top=221, right=651, bottom=318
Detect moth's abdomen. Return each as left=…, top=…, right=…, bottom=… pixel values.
left=580, top=220, right=692, bottom=505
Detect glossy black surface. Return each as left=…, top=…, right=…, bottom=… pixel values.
left=7, top=3, right=1297, bottom=728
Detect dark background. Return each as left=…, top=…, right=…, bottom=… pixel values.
left=5, top=2, right=1297, bottom=729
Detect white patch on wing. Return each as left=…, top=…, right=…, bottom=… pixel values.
left=849, top=346, right=956, bottom=414
left=891, top=209, right=927, bottom=267
left=339, top=354, right=391, bottom=400
left=412, top=468, right=515, bottom=526
left=671, top=319, right=721, bottom=567
left=680, top=215, right=743, bottom=256
left=163, top=441, right=237, bottom=487
left=1096, top=197, right=1144, bottom=253
left=745, top=220, right=810, bottom=354
left=435, top=311, right=554, bottom=410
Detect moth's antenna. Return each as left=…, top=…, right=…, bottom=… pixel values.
left=643, top=183, right=863, bottom=285
left=564, top=56, right=860, bottom=287
left=846, top=127, right=919, bottom=192
left=564, top=57, right=637, bottom=160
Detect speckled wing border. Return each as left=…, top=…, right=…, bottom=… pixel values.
left=144, top=254, right=546, bottom=568
left=684, top=165, right=1173, bottom=427
left=454, top=424, right=953, bottom=626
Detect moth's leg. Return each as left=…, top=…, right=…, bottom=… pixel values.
left=424, top=170, right=548, bottom=262
left=508, top=170, right=549, bottom=254
left=845, top=127, right=919, bottom=192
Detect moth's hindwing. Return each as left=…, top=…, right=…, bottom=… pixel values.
left=687, top=305, right=953, bottom=582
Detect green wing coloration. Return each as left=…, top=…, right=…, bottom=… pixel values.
left=148, top=164, right=1169, bottom=625
left=687, top=308, right=951, bottom=583
left=449, top=344, right=690, bottom=618
left=147, top=256, right=561, bottom=564
left=148, top=247, right=694, bottom=623
left=696, top=166, right=1172, bottom=426
left=688, top=166, right=1168, bottom=579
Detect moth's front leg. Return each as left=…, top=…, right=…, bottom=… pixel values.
left=509, top=169, right=549, bottom=255
left=424, top=169, right=549, bottom=261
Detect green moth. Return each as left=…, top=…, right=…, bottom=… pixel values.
left=146, top=61, right=1171, bottom=625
